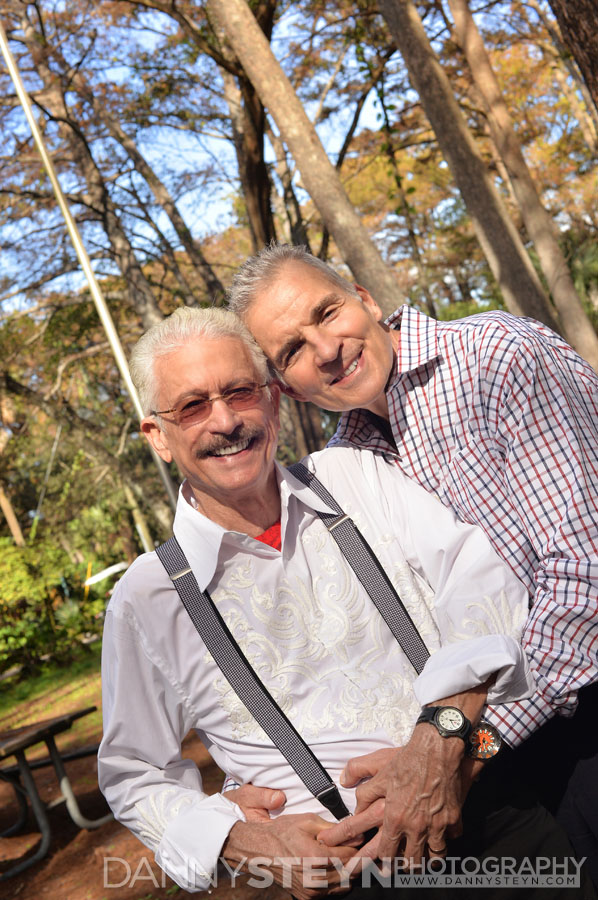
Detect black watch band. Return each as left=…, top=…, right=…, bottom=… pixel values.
left=416, top=705, right=473, bottom=741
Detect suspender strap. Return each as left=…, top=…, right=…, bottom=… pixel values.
left=288, top=462, right=431, bottom=675
left=155, top=536, right=350, bottom=821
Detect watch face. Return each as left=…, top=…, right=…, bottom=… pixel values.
left=437, top=707, right=465, bottom=732
left=469, top=724, right=502, bottom=759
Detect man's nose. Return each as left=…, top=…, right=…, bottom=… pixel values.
left=205, top=397, right=243, bottom=432
left=308, top=328, right=340, bottom=366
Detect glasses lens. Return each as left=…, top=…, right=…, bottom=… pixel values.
left=178, top=398, right=211, bottom=424
left=175, top=385, right=264, bottom=424
left=226, top=384, right=263, bottom=410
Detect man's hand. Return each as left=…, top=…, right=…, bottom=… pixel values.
left=222, top=813, right=361, bottom=900
left=319, top=732, right=463, bottom=867
left=319, top=682, right=491, bottom=867
left=223, top=782, right=286, bottom=822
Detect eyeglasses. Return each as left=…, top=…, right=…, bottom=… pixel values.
left=151, top=382, right=269, bottom=426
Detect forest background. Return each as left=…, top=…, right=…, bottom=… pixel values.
left=1, top=0, right=597, bottom=675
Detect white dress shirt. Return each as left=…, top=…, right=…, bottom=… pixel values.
left=98, top=446, right=534, bottom=891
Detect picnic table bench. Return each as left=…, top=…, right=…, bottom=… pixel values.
left=0, top=705, right=113, bottom=881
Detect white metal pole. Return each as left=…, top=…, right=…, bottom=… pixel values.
left=0, top=21, right=178, bottom=513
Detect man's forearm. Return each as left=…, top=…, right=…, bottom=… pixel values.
left=430, top=679, right=491, bottom=725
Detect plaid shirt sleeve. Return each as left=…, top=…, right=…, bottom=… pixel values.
left=479, top=325, right=598, bottom=746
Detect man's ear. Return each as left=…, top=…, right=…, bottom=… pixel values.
left=353, top=283, right=383, bottom=322
left=140, top=416, right=173, bottom=463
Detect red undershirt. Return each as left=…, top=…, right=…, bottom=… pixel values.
left=255, top=519, right=282, bottom=551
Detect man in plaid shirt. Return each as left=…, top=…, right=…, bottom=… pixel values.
left=229, top=243, right=598, bottom=881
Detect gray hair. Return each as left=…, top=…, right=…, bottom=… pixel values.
left=130, top=306, right=271, bottom=415
left=227, top=243, right=359, bottom=319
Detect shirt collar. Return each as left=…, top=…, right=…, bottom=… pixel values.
left=387, top=305, right=440, bottom=374
left=279, top=460, right=338, bottom=517
left=172, top=482, right=227, bottom=590
left=171, top=461, right=337, bottom=590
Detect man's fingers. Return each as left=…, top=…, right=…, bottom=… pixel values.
left=353, top=830, right=381, bottom=866
left=426, top=832, right=448, bottom=869
left=317, top=799, right=385, bottom=846
left=427, top=833, right=448, bottom=856
left=223, top=783, right=286, bottom=820
left=353, top=777, right=387, bottom=815
left=446, top=815, right=463, bottom=840
left=376, top=824, right=408, bottom=868
left=340, top=748, right=397, bottom=788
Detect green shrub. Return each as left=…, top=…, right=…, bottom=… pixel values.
left=0, top=538, right=106, bottom=674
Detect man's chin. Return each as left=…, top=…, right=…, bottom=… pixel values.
left=312, top=388, right=386, bottom=415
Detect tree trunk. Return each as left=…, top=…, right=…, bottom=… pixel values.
left=280, top=397, right=326, bottom=457
left=0, top=484, right=25, bottom=545
left=265, top=120, right=313, bottom=250
left=447, top=0, right=598, bottom=368
left=525, top=0, right=598, bottom=151
left=547, top=0, right=598, bottom=115
left=378, top=0, right=560, bottom=332
left=205, top=0, right=400, bottom=317
left=123, top=484, right=154, bottom=553
left=221, top=68, right=277, bottom=249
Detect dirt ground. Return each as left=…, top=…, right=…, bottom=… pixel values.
left=0, top=730, right=288, bottom=900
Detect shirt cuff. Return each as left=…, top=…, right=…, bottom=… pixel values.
left=413, top=635, right=534, bottom=707
left=484, top=689, right=576, bottom=748
left=155, top=794, right=245, bottom=891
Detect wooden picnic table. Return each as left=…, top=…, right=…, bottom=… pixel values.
left=0, top=705, right=112, bottom=881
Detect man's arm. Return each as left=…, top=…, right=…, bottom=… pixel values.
left=99, top=602, right=248, bottom=891
left=480, top=327, right=598, bottom=745
left=222, top=814, right=358, bottom=900
left=318, top=680, right=489, bottom=864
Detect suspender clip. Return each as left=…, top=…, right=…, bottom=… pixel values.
left=315, top=784, right=351, bottom=821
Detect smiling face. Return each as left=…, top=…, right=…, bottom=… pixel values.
left=244, top=262, right=398, bottom=416
left=141, top=336, right=280, bottom=523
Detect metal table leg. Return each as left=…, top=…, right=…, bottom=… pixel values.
left=0, top=773, right=28, bottom=837
left=46, top=735, right=112, bottom=829
left=0, top=750, right=52, bottom=882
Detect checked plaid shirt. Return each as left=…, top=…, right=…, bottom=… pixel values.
left=331, top=306, right=598, bottom=747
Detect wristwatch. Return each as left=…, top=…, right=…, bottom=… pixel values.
left=467, top=721, right=502, bottom=760
left=416, top=705, right=473, bottom=741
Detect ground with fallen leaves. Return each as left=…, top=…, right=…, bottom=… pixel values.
left=0, top=650, right=287, bottom=900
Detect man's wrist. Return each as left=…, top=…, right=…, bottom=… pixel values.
left=411, top=717, right=465, bottom=763
left=427, top=679, right=492, bottom=726
left=416, top=705, right=473, bottom=741
left=222, top=820, right=262, bottom=865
